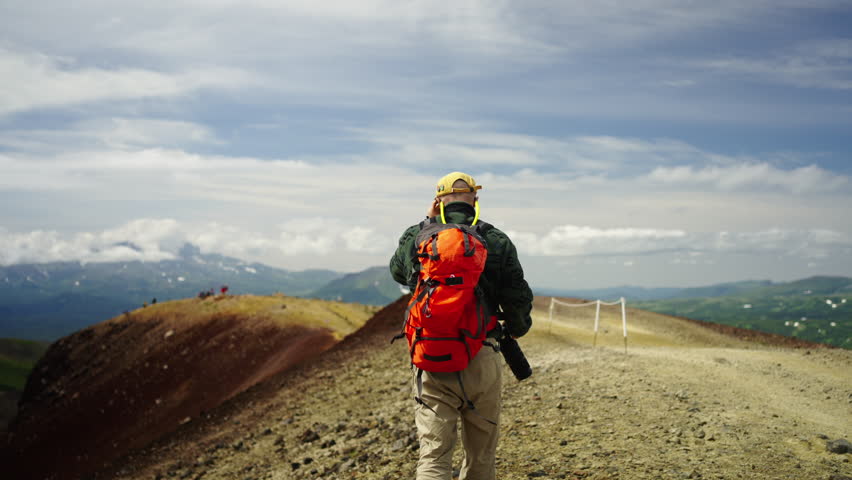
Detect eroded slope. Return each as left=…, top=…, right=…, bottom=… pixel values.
left=2, top=294, right=376, bottom=480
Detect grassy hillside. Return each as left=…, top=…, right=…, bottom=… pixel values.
left=635, top=287, right=851, bottom=349
left=308, top=266, right=404, bottom=305
left=0, top=338, right=49, bottom=429
left=0, top=338, right=48, bottom=392
left=539, top=275, right=852, bottom=302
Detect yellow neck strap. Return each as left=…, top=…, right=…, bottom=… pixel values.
left=439, top=201, right=479, bottom=226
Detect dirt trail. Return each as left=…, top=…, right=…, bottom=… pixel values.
left=105, top=298, right=851, bottom=480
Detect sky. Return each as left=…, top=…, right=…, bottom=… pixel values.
left=1, top=0, right=851, bottom=290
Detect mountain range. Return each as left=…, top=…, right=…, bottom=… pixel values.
left=0, top=244, right=399, bottom=341
left=1, top=243, right=849, bottom=348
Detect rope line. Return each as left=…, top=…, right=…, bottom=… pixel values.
left=551, top=298, right=622, bottom=307
left=549, top=297, right=629, bottom=353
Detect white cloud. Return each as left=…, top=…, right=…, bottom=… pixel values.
left=694, top=38, right=852, bottom=90
left=355, top=121, right=714, bottom=173
left=77, top=118, right=220, bottom=149
left=0, top=48, right=252, bottom=115
left=508, top=225, right=688, bottom=256
left=645, top=163, right=849, bottom=194
left=0, top=218, right=395, bottom=266
left=1, top=130, right=850, bottom=246
left=662, top=79, right=696, bottom=88
left=102, top=0, right=561, bottom=65
left=509, top=225, right=851, bottom=259
left=344, top=226, right=394, bottom=255
left=0, top=219, right=180, bottom=265
left=712, top=229, right=849, bottom=259
left=0, top=118, right=218, bottom=154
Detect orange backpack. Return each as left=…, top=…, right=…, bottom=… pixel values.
left=398, top=221, right=497, bottom=372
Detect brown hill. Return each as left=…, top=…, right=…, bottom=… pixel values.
left=1, top=294, right=377, bottom=480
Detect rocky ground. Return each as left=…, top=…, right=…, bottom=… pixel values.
left=102, top=297, right=851, bottom=480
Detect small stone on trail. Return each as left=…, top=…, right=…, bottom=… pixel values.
left=528, top=470, right=547, bottom=478
left=827, top=438, right=852, bottom=454
left=299, top=429, right=320, bottom=443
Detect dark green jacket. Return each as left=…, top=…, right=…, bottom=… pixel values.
left=389, top=202, right=533, bottom=337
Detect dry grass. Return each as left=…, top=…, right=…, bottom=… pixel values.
left=122, top=295, right=380, bottom=340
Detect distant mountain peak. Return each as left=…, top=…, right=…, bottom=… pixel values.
left=178, top=243, right=202, bottom=259
left=111, top=241, right=143, bottom=253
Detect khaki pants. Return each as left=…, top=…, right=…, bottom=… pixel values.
left=413, top=346, right=502, bottom=480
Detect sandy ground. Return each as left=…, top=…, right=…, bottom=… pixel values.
left=103, top=298, right=851, bottom=480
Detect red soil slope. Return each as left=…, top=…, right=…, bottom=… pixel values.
left=89, top=295, right=411, bottom=480
left=1, top=306, right=339, bottom=480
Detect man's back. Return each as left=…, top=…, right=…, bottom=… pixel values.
left=390, top=201, right=533, bottom=337
left=388, top=171, right=533, bottom=480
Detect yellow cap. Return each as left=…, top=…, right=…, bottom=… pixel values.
left=435, top=171, right=482, bottom=197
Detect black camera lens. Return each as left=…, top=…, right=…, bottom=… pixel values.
left=499, top=334, right=532, bottom=381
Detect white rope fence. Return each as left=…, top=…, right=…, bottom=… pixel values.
left=548, top=297, right=629, bottom=352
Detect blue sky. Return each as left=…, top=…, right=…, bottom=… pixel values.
left=1, top=1, right=851, bottom=289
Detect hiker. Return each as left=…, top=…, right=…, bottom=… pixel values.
left=389, top=171, right=533, bottom=479
left=220, top=285, right=228, bottom=295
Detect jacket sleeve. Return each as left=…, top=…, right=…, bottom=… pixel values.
left=389, top=225, right=419, bottom=287
left=496, top=236, right=534, bottom=338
